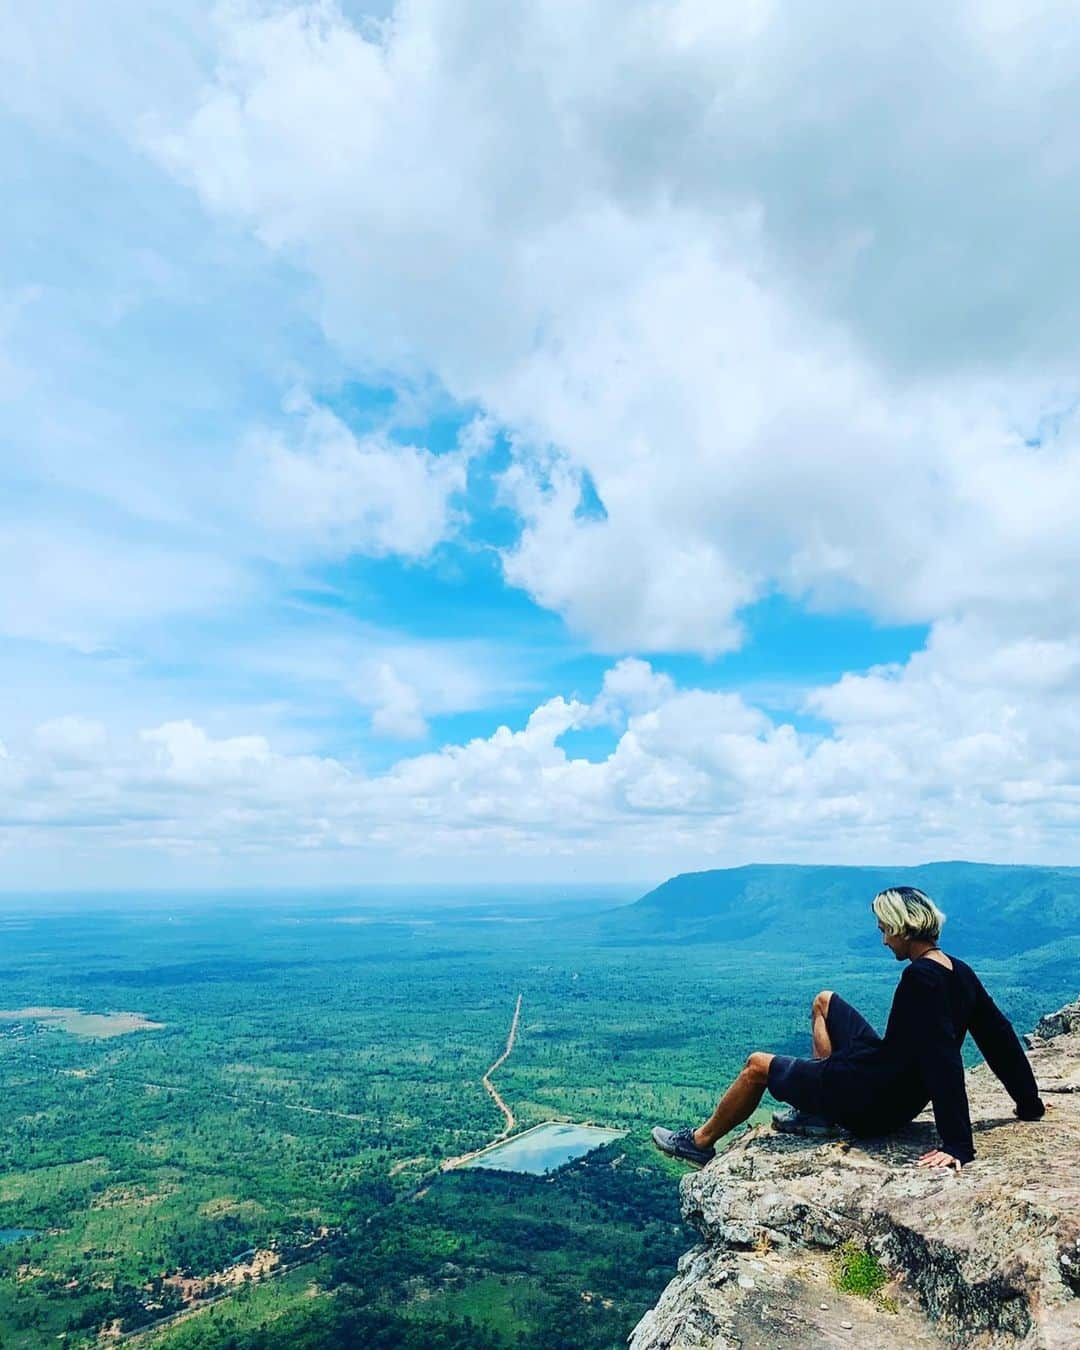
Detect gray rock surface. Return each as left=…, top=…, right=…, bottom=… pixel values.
left=630, top=997, right=1080, bottom=1349
left=1030, top=998, right=1080, bottom=1043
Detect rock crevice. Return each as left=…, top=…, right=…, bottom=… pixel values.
left=630, top=997, right=1080, bottom=1349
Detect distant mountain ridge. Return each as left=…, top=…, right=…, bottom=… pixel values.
left=603, top=862, right=1080, bottom=959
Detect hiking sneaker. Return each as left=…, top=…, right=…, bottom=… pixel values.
left=771, top=1108, right=841, bottom=1137
left=651, top=1125, right=716, bottom=1167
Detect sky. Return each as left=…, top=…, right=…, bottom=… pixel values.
left=4, top=0, right=1080, bottom=889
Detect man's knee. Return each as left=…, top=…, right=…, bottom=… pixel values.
left=744, top=1051, right=772, bottom=1084
left=812, top=990, right=834, bottom=1020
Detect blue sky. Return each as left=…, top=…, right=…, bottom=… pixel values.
left=4, top=2, right=1080, bottom=888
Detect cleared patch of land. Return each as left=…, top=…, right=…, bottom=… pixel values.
left=0, top=1156, right=109, bottom=1206
left=197, top=1196, right=268, bottom=1220
left=90, top=1184, right=178, bottom=1212
left=388, top=1156, right=429, bottom=1177
left=0, top=1007, right=165, bottom=1037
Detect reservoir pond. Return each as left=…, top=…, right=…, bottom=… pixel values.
left=462, top=1122, right=626, bottom=1175
left=0, top=1229, right=38, bottom=1245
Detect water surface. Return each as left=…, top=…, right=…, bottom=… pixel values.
left=462, top=1122, right=626, bottom=1175
left=0, top=1229, right=38, bottom=1245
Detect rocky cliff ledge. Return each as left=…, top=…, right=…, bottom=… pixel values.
left=630, top=999, right=1080, bottom=1349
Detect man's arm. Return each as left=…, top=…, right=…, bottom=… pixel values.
left=891, top=967, right=975, bottom=1164
left=968, top=977, right=1045, bottom=1119
left=920, top=1033, right=975, bottom=1164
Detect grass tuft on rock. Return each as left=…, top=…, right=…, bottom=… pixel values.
left=830, top=1241, right=888, bottom=1298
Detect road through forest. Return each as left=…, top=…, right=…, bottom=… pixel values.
left=442, top=992, right=523, bottom=1170
left=483, top=992, right=523, bottom=1137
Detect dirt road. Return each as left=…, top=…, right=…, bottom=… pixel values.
left=442, top=993, right=523, bottom=1170
left=482, top=992, right=522, bottom=1137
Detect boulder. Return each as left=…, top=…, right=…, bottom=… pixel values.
left=630, top=997, right=1080, bottom=1348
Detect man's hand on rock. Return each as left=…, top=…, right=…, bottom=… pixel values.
left=917, top=1149, right=962, bottom=1172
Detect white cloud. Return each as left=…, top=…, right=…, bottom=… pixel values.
left=589, top=657, right=675, bottom=726
left=231, top=624, right=530, bottom=739
left=32, top=716, right=108, bottom=767
left=360, top=662, right=428, bottom=740
left=152, top=1, right=1080, bottom=653
left=803, top=620, right=1080, bottom=817
left=140, top=720, right=275, bottom=786
left=5, top=635, right=1080, bottom=875
left=0, top=522, right=247, bottom=651
left=251, top=397, right=466, bottom=560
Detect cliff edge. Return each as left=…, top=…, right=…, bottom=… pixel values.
left=630, top=998, right=1080, bottom=1349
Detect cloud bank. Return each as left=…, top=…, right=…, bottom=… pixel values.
left=156, top=0, right=1080, bottom=653
left=6, top=636, right=1080, bottom=881
left=5, top=1, right=1080, bottom=881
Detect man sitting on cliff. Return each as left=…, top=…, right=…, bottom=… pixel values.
left=652, top=886, right=1046, bottom=1172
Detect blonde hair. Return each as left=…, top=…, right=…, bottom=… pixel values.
left=872, top=886, right=945, bottom=941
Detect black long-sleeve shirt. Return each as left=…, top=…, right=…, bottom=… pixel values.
left=821, top=955, right=1044, bottom=1163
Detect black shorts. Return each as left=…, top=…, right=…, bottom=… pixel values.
left=766, top=994, right=881, bottom=1121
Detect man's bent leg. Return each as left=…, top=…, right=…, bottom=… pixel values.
left=811, top=990, right=834, bottom=1060
left=695, top=1052, right=773, bottom=1148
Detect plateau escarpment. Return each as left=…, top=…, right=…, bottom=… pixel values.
left=630, top=998, right=1080, bottom=1349
left=608, top=863, right=1080, bottom=960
